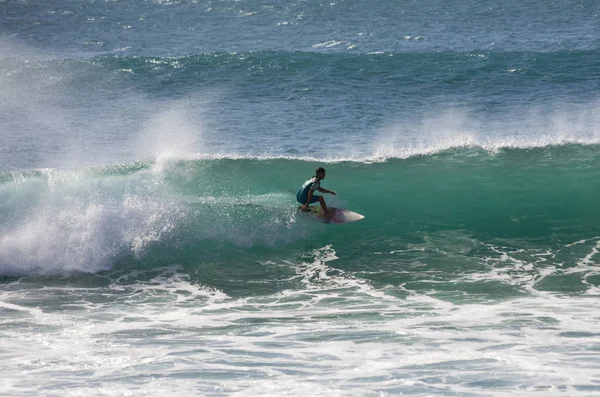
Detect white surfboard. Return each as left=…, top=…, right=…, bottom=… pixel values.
left=300, top=206, right=365, bottom=224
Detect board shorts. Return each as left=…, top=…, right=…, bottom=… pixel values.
left=297, top=192, right=320, bottom=204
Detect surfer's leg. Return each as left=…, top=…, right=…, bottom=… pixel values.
left=299, top=195, right=320, bottom=211
left=317, top=196, right=332, bottom=217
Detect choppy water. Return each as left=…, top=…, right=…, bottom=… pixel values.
left=2, top=0, right=600, bottom=395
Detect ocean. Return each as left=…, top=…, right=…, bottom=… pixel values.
left=2, top=0, right=600, bottom=395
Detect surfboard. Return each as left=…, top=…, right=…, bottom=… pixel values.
left=299, top=206, right=365, bottom=224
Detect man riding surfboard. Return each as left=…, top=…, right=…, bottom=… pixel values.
left=297, top=167, right=336, bottom=216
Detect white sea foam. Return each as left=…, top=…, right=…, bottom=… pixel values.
left=0, top=166, right=188, bottom=275
left=312, top=40, right=354, bottom=49
left=2, top=257, right=600, bottom=396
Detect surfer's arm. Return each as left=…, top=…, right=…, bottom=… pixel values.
left=318, top=187, right=336, bottom=195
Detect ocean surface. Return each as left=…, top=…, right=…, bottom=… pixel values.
left=2, top=0, right=600, bottom=395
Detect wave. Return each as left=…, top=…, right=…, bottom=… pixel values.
left=1, top=143, right=600, bottom=277
left=3, top=46, right=600, bottom=172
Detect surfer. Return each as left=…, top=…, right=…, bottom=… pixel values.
left=297, top=167, right=336, bottom=216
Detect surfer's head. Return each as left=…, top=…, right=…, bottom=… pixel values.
left=315, top=167, right=326, bottom=179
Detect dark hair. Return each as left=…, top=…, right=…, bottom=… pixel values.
left=315, top=167, right=326, bottom=176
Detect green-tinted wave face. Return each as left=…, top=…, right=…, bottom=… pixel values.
left=2, top=144, right=600, bottom=295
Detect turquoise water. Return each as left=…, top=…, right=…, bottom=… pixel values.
left=2, top=0, right=600, bottom=395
